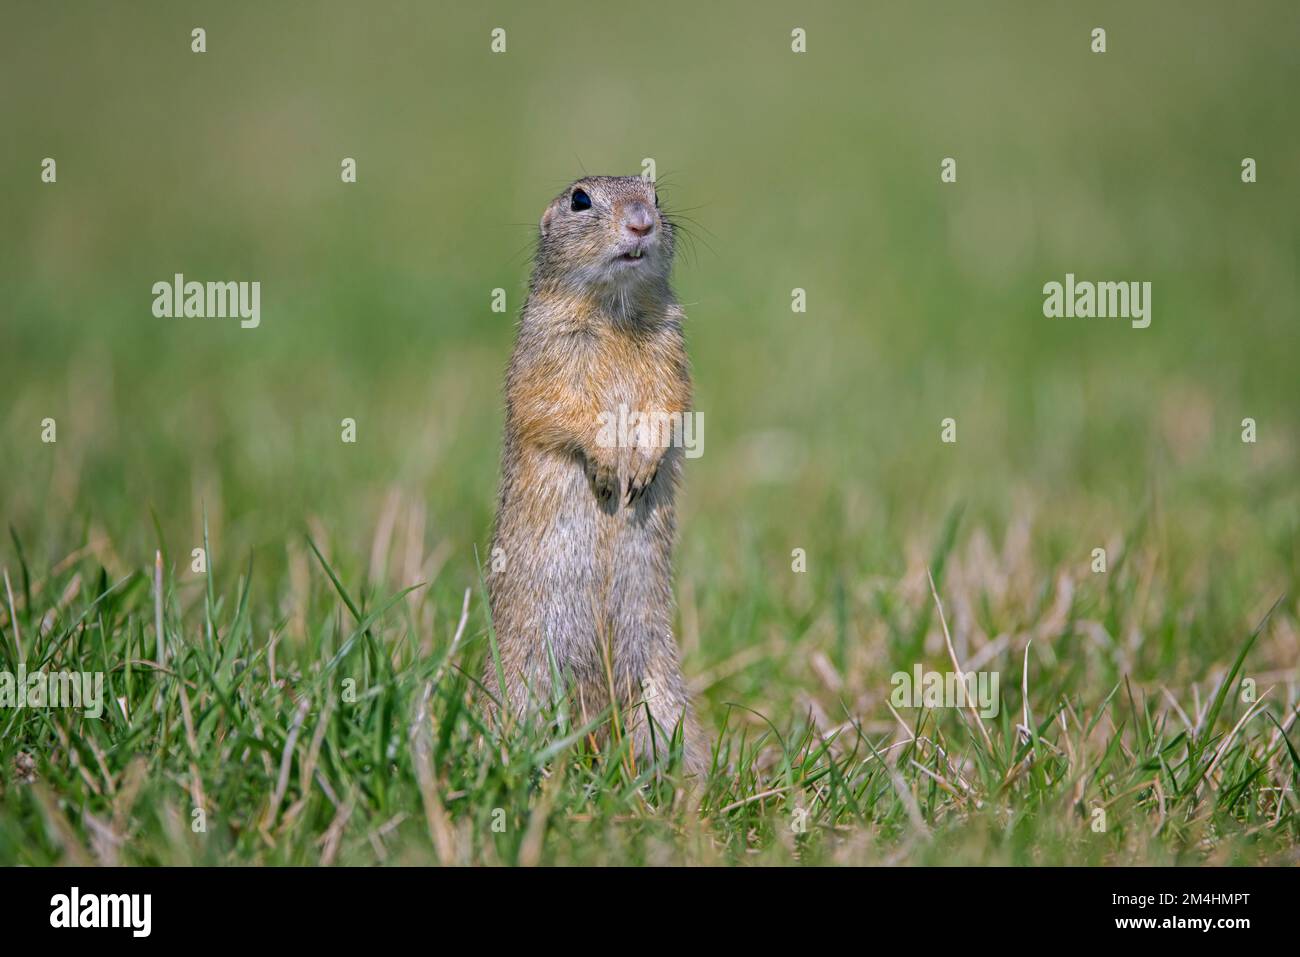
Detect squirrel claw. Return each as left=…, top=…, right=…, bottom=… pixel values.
left=586, top=459, right=619, bottom=504
left=624, top=461, right=659, bottom=506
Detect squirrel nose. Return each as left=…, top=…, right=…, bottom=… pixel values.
left=622, top=202, right=655, bottom=237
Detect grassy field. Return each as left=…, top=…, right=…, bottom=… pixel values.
left=1, top=2, right=1297, bottom=865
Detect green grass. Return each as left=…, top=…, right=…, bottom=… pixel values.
left=1, top=1, right=1298, bottom=865
left=0, top=503, right=1295, bottom=866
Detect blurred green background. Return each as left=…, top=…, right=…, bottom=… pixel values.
left=2, top=1, right=1297, bottom=709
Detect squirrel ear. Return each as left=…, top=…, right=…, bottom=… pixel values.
left=540, top=204, right=557, bottom=236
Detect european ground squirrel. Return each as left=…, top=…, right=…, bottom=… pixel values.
left=487, top=175, right=704, bottom=774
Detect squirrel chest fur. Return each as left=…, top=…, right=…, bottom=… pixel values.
left=487, top=175, right=703, bottom=773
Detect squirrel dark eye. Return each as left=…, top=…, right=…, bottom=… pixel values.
left=570, top=189, right=591, bottom=212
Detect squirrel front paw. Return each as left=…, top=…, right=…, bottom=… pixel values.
left=624, top=450, right=661, bottom=506
left=585, top=455, right=619, bottom=505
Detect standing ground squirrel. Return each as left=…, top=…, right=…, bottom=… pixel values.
left=487, top=175, right=704, bottom=775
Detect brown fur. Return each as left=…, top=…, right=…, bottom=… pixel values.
left=487, top=176, right=704, bottom=774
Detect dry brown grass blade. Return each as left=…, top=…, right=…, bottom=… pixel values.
left=928, top=567, right=996, bottom=754
left=412, top=680, right=457, bottom=863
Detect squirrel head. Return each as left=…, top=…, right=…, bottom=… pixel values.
left=534, top=176, right=674, bottom=295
